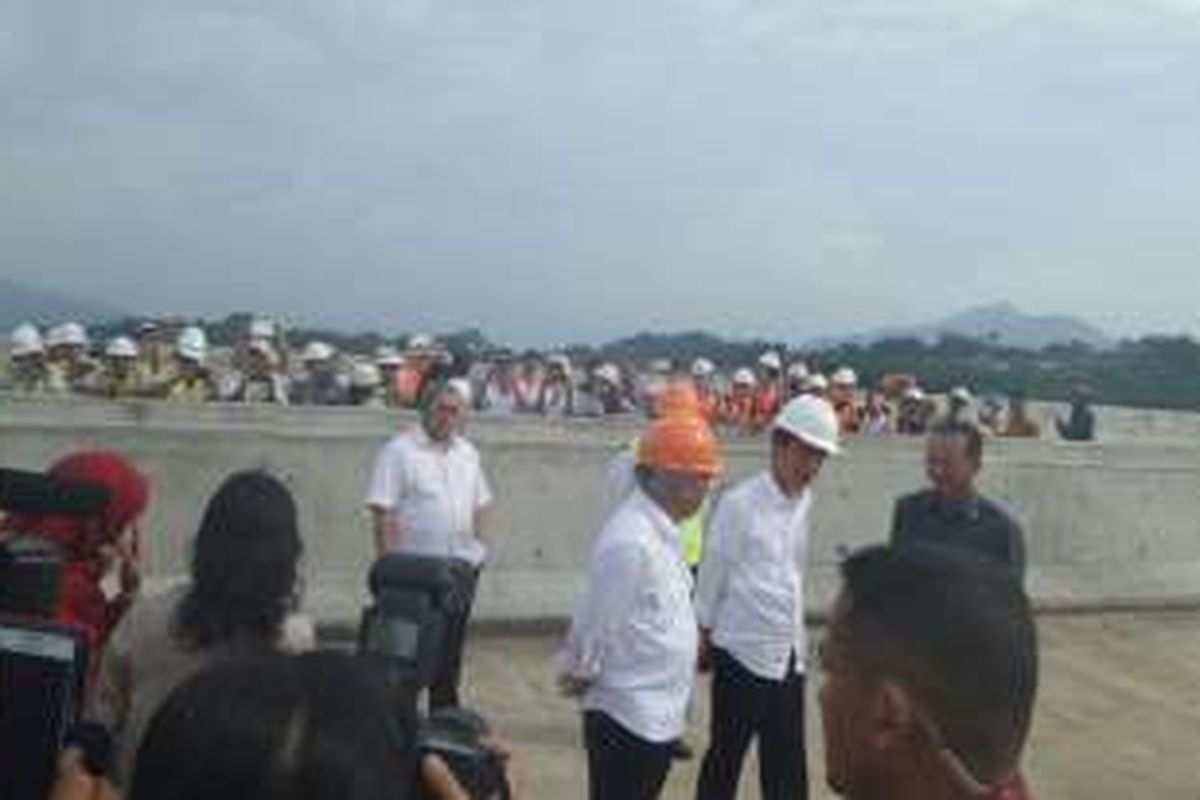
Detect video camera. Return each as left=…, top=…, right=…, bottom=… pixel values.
left=0, top=468, right=115, bottom=800
left=358, top=554, right=511, bottom=800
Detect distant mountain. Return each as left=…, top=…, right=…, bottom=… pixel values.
left=812, top=303, right=1113, bottom=351
left=0, top=275, right=125, bottom=330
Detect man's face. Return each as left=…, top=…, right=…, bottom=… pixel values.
left=819, top=593, right=880, bottom=797
left=925, top=434, right=979, bottom=499
left=423, top=389, right=467, bottom=443
left=771, top=434, right=826, bottom=498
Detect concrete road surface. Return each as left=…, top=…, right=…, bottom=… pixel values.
left=454, top=611, right=1200, bottom=799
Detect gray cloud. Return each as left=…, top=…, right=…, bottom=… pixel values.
left=2, top=0, right=1200, bottom=344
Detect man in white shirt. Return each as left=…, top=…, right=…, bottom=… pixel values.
left=365, top=378, right=493, bottom=709
left=558, top=414, right=724, bottom=800
left=694, top=395, right=841, bottom=800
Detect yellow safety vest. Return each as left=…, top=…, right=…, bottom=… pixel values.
left=626, top=438, right=707, bottom=567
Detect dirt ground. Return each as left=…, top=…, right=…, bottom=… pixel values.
left=455, top=610, right=1200, bottom=800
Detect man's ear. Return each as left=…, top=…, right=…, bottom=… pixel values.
left=870, top=679, right=917, bottom=751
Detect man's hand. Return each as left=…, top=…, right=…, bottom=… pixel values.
left=697, top=628, right=714, bottom=673
left=421, top=736, right=524, bottom=800
left=116, top=529, right=141, bottom=598
left=370, top=507, right=402, bottom=557
left=48, top=749, right=121, bottom=800
left=557, top=672, right=592, bottom=698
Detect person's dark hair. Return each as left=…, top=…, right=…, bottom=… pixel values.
left=131, top=652, right=415, bottom=800
left=174, top=470, right=302, bottom=650
left=929, top=420, right=983, bottom=463
left=838, top=544, right=1038, bottom=783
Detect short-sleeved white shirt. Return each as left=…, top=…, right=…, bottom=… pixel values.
left=364, top=426, right=494, bottom=566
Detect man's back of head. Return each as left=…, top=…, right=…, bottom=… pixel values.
left=819, top=544, right=1038, bottom=800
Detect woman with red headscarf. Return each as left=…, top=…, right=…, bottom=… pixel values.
left=4, top=450, right=149, bottom=661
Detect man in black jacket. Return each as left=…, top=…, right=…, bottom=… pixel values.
left=889, top=421, right=1026, bottom=578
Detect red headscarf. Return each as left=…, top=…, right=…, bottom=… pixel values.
left=11, top=450, right=149, bottom=563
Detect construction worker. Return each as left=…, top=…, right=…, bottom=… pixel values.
left=801, top=373, right=828, bottom=400
left=513, top=353, right=545, bottom=413
left=7, top=323, right=50, bottom=393
left=754, top=351, right=785, bottom=428
left=374, top=346, right=405, bottom=408
left=720, top=368, right=757, bottom=432
left=91, top=337, right=143, bottom=399
left=785, top=362, right=809, bottom=401
left=395, top=334, right=439, bottom=408
left=540, top=354, right=575, bottom=416
left=690, top=358, right=720, bottom=424
left=134, top=320, right=175, bottom=395
left=559, top=413, right=723, bottom=800
left=695, top=394, right=841, bottom=800
left=940, top=386, right=978, bottom=427
left=291, top=341, right=348, bottom=406
left=45, top=322, right=96, bottom=395
left=999, top=391, right=1041, bottom=438
left=165, top=326, right=218, bottom=402
left=829, top=367, right=861, bottom=435
left=349, top=360, right=386, bottom=407
left=896, top=387, right=934, bottom=436
left=223, top=339, right=290, bottom=404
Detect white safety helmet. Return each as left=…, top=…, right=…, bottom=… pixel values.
left=831, top=366, right=858, bottom=387
left=803, top=373, right=829, bottom=392
left=443, top=377, right=473, bottom=405
left=691, top=357, right=715, bottom=378
left=374, top=346, right=404, bottom=368
left=46, top=322, right=88, bottom=349
left=758, top=351, right=783, bottom=372
left=594, top=363, right=621, bottom=385
left=732, top=367, right=757, bottom=387
left=175, top=326, right=208, bottom=363
left=547, top=353, right=572, bottom=373
left=301, top=341, right=335, bottom=363
left=774, top=395, right=842, bottom=455
left=10, top=323, right=44, bottom=358
left=351, top=361, right=383, bottom=389
left=249, top=317, right=277, bottom=340
left=105, top=336, right=139, bottom=359
left=406, top=333, right=436, bottom=353
left=904, top=386, right=926, bottom=401
left=949, top=386, right=973, bottom=404
left=787, top=361, right=810, bottom=380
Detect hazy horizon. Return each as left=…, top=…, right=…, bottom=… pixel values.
left=3, top=1, right=1200, bottom=347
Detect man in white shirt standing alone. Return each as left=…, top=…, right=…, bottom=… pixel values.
left=365, top=377, right=493, bottom=709
left=694, top=395, right=841, bottom=800
left=558, top=414, right=724, bottom=800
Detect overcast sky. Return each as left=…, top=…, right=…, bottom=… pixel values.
left=3, top=0, right=1200, bottom=345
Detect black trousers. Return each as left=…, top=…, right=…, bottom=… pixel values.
left=430, top=565, right=479, bottom=710
left=584, top=711, right=675, bottom=800
left=696, top=647, right=807, bottom=800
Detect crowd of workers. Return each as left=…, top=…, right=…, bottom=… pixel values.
left=10, top=369, right=1045, bottom=800
left=2, top=317, right=1097, bottom=440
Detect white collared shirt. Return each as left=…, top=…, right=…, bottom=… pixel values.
left=557, top=489, right=698, bottom=743
left=694, top=471, right=810, bottom=680
left=364, top=426, right=493, bottom=566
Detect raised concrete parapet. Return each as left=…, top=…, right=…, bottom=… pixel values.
left=2, top=395, right=1199, bottom=624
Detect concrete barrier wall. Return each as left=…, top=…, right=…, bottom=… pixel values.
left=2, top=395, right=1200, bottom=624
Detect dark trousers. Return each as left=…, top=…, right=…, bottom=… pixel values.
left=430, top=565, right=479, bottom=710
left=584, top=711, right=675, bottom=800
left=696, top=648, right=807, bottom=800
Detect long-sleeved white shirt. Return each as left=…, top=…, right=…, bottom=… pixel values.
left=694, top=471, right=811, bottom=680
left=557, top=488, right=698, bottom=743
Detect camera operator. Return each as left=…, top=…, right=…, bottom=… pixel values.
left=89, top=470, right=315, bottom=783
left=1, top=450, right=149, bottom=664
left=51, top=653, right=523, bottom=800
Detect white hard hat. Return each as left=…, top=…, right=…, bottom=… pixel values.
left=831, top=366, right=858, bottom=387
left=774, top=395, right=842, bottom=455
left=950, top=386, right=973, bottom=403
left=443, top=377, right=473, bottom=405
left=47, top=322, right=88, bottom=349
left=547, top=353, right=572, bottom=372
left=758, top=351, right=783, bottom=371
left=787, top=361, right=810, bottom=380
left=594, top=363, right=621, bottom=385
left=176, top=326, right=208, bottom=362
left=407, top=333, right=436, bottom=353
left=105, top=336, right=138, bottom=359
left=301, top=341, right=335, bottom=363
left=351, top=361, right=383, bottom=389
left=374, top=346, right=404, bottom=367
left=732, top=367, right=757, bottom=387
left=10, top=323, right=44, bottom=357
left=249, top=317, right=276, bottom=339
left=904, top=386, right=926, bottom=401
left=804, top=373, right=829, bottom=392
left=691, top=357, right=715, bottom=378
